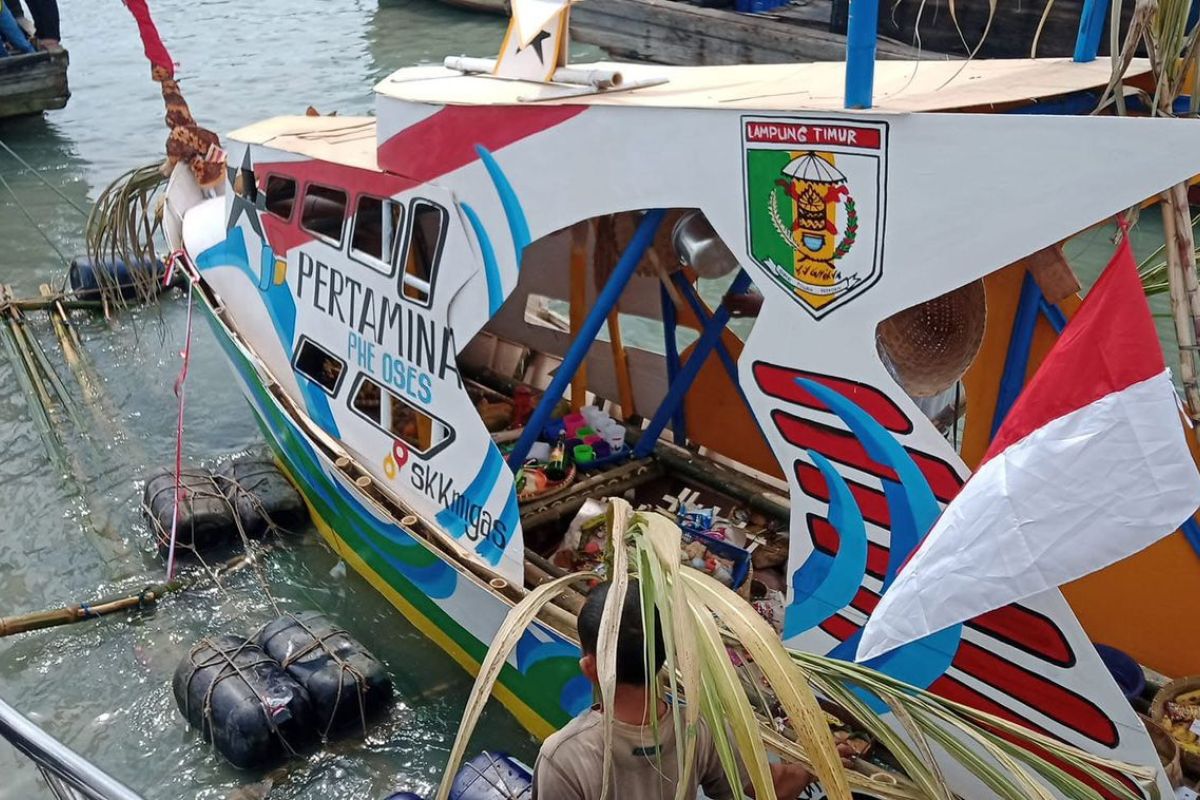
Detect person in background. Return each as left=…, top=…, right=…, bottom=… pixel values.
left=533, top=581, right=849, bottom=799
left=0, top=1, right=35, bottom=56
left=4, top=0, right=56, bottom=50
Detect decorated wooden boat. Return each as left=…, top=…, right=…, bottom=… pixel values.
left=159, top=4, right=1200, bottom=793
left=0, top=49, right=68, bottom=119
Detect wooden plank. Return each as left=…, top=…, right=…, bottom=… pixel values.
left=0, top=50, right=69, bottom=119
left=569, top=0, right=929, bottom=65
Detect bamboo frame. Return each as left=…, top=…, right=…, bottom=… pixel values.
left=1159, top=185, right=1200, bottom=415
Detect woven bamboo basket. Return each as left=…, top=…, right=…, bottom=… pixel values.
left=1140, top=713, right=1184, bottom=787
left=876, top=279, right=987, bottom=398
left=1149, top=676, right=1200, bottom=777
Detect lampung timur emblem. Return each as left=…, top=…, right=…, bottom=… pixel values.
left=743, top=117, right=888, bottom=319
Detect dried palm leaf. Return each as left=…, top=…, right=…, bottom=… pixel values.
left=83, top=164, right=169, bottom=310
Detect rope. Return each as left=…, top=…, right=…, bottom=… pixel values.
left=0, top=173, right=72, bottom=266
left=165, top=282, right=195, bottom=580
left=0, top=139, right=90, bottom=217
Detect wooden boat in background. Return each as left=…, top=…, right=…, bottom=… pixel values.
left=0, top=50, right=69, bottom=119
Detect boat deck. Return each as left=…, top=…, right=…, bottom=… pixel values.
left=228, top=116, right=380, bottom=171
left=378, top=58, right=1148, bottom=113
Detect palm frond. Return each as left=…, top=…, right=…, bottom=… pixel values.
left=436, top=500, right=1161, bottom=800
left=83, top=163, right=169, bottom=310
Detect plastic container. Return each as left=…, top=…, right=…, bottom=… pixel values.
left=527, top=441, right=551, bottom=462
left=602, top=423, right=626, bottom=451
left=68, top=256, right=167, bottom=300
left=581, top=407, right=608, bottom=427
left=216, top=456, right=307, bottom=538
left=562, top=412, right=586, bottom=435
left=449, top=752, right=532, bottom=800
left=143, top=467, right=236, bottom=552
left=257, top=612, right=393, bottom=737
left=573, top=445, right=595, bottom=464
left=1094, top=643, right=1145, bottom=702
left=173, top=634, right=315, bottom=768
left=683, top=531, right=752, bottom=589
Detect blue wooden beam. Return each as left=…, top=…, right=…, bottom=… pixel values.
left=507, top=209, right=666, bottom=469
left=671, top=271, right=741, bottom=386
left=1073, top=0, right=1109, bottom=62
left=844, top=0, right=881, bottom=109
left=635, top=271, right=753, bottom=458
left=991, top=272, right=1044, bottom=438
left=660, top=281, right=687, bottom=444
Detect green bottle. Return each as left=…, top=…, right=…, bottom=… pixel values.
left=546, top=433, right=567, bottom=481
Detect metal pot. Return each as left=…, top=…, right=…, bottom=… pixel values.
left=672, top=210, right=739, bottom=279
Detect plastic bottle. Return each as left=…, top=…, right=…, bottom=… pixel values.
left=546, top=433, right=568, bottom=480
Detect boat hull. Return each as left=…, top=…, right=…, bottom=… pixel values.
left=0, top=50, right=68, bottom=119
left=194, top=294, right=590, bottom=741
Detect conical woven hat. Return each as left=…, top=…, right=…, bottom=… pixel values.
left=876, top=279, right=987, bottom=398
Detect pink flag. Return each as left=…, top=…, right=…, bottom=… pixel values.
left=857, top=234, right=1200, bottom=662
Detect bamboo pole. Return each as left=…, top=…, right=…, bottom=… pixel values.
left=1159, top=187, right=1200, bottom=416
left=0, top=553, right=254, bottom=637
left=569, top=222, right=589, bottom=412
left=607, top=308, right=637, bottom=420
left=0, top=315, right=57, bottom=455
left=40, top=284, right=100, bottom=402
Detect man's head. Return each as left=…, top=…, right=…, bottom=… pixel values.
left=576, top=580, right=666, bottom=687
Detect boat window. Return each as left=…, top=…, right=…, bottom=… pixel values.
left=292, top=336, right=345, bottom=395
left=300, top=184, right=348, bottom=244
left=264, top=175, right=297, bottom=221
left=350, top=195, right=403, bottom=275
left=349, top=375, right=453, bottom=455
left=398, top=199, right=447, bottom=306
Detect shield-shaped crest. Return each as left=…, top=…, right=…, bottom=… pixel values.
left=742, top=116, right=888, bottom=319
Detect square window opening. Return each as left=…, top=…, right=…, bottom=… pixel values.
left=265, top=175, right=297, bottom=221
left=293, top=337, right=346, bottom=395
left=399, top=199, right=447, bottom=305
left=351, top=195, right=403, bottom=274
left=351, top=376, right=452, bottom=454
left=301, top=184, right=348, bottom=244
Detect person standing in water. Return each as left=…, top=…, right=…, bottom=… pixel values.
left=532, top=581, right=845, bottom=799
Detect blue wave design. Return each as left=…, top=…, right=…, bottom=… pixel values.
left=209, top=324, right=457, bottom=599
left=561, top=676, right=594, bottom=717
left=784, top=450, right=868, bottom=639
left=795, top=379, right=961, bottom=696
left=475, top=145, right=531, bottom=264
left=517, top=638, right=579, bottom=672
left=460, top=202, right=505, bottom=316
left=436, top=445, right=504, bottom=537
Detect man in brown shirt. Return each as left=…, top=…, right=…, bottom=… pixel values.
left=532, top=581, right=826, bottom=799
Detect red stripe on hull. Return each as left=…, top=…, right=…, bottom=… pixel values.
left=807, top=515, right=889, bottom=578
left=752, top=362, right=912, bottom=433
left=796, top=461, right=892, bottom=528
left=952, top=641, right=1117, bottom=747
left=377, top=105, right=587, bottom=182
left=773, top=410, right=962, bottom=501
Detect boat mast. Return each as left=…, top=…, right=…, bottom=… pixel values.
left=843, top=0, right=880, bottom=108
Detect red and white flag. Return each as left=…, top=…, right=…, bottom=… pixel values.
left=857, top=233, right=1200, bottom=662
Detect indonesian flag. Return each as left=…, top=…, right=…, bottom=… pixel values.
left=857, top=233, right=1200, bottom=662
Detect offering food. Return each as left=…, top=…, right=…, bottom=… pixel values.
left=1162, top=689, right=1200, bottom=757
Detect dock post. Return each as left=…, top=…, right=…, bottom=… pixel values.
left=506, top=209, right=667, bottom=469
left=844, top=0, right=881, bottom=109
